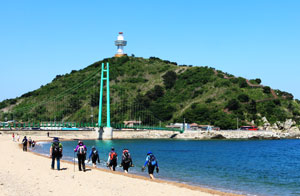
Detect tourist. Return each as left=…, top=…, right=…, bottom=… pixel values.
left=47, top=131, right=50, bottom=137
left=22, top=136, right=28, bottom=151
left=142, top=151, right=159, bottom=179
left=28, top=137, right=32, bottom=147
left=107, top=147, right=117, bottom=171
left=49, top=137, right=63, bottom=170
left=74, top=141, right=87, bottom=172
left=12, top=133, right=15, bottom=142
left=16, top=134, right=20, bottom=142
left=120, top=148, right=133, bottom=173
left=31, top=140, right=36, bottom=148
left=88, top=146, right=100, bottom=168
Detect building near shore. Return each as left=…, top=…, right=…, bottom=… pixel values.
left=123, top=120, right=141, bottom=127
left=166, top=123, right=220, bottom=131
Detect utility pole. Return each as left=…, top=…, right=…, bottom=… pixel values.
left=237, top=117, right=239, bottom=130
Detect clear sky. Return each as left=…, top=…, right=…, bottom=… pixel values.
left=0, top=0, right=299, bottom=101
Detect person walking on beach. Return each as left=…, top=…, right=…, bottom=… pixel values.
left=28, top=137, right=32, bottom=147
left=22, top=136, right=28, bottom=151
left=16, top=134, right=20, bottom=142
left=107, top=147, right=117, bottom=171
left=74, top=141, right=87, bottom=172
left=31, top=140, right=36, bottom=148
left=120, top=148, right=133, bottom=173
left=88, top=146, right=100, bottom=168
left=12, top=133, right=15, bottom=142
left=142, top=151, right=159, bottom=179
left=49, top=137, right=63, bottom=170
left=47, top=131, right=50, bottom=137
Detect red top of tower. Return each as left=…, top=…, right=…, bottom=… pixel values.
left=119, top=32, right=123, bottom=34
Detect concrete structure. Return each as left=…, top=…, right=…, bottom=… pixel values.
left=123, top=120, right=141, bottom=127
left=114, top=32, right=127, bottom=57
left=166, top=123, right=189, bottom=130
left=98, top=62, right=112, bottom=140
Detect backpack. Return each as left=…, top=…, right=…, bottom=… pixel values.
left=52, top=142, right=62, bottom=157
left=22, top=138, right=27, bottom=145
left=78, top=146, right=86, bottom=155
left=149, top=154, right=156, bottom=166
left=123, top=152, right=131, bottom=164
left=92, top=149, right=98, bottom=158
left=110, top=152, right=117, bottom=161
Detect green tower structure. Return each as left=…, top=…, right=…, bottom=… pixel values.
left=98, top=62, right=111, bottom=128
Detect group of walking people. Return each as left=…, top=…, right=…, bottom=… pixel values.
left=20, top=135, right=36, bottom=151
left=12, top=133, right=20, bottom=142
left=49, top=138, right=159, bottom=179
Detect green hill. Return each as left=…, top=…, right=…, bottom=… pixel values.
left=1, top=56, right=300, bottom=129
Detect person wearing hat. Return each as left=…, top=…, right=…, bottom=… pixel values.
left=49, top=137, right=63, bottom=170
left=120, top=148, right=134, bottom=173
left=74, top=141, right=87, bottom=171
left=88, top=146, right=100, bottom=168
left=142, top=151, right=159, bottom=179
left=107, top=147, right=118, bottom=171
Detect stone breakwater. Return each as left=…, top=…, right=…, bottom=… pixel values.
left=113, top=129, right=300, bottom=140
left=1, top=129, right=300, bottom=140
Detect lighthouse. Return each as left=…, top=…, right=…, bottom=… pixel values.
left=114, top=32, right=127, bottom=57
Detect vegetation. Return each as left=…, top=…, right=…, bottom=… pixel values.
left=1, top=56, right=300, bottom=129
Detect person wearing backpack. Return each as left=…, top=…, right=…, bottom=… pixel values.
left=142, top=151, right=159, bottom=179
left=120, top=148, right=133, bottom=173
left=74, top=141, right=87, bottom=171
left=22, top=136, right=28, bottom=151
left=28, top=137, right=32, bottom=147
left=88, top=146, right=100, bottom=168
left=49, top=137, right=63, bottom=170
left=107, top=147, right=117, bottom=171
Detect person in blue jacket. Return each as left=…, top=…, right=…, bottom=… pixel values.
left=142, top=151, right=159, bottom=179
left=88, top=146, right=100, bottom=168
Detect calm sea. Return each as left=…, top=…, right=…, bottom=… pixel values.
left=33, top=139, right=300, bottom=196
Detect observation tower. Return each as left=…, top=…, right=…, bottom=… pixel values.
left=114, top=32, right=127, bottom=57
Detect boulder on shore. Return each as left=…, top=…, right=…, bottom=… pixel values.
left=211, top=134, right=226, bottom=139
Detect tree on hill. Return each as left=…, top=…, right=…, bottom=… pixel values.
left=91, top=91, right=99, bottom=107
left=69, top=97, right=81, bottom=112
left=226, top=99, right=240, bottom=111
left=146, top=85, right=164, bottom=101
left=255, top=78, right=262, bottom=84
left=263, top=86, right=271, bottom=94
left=162, top=71, right=177, bottom=89
left=238, top=94, right=249, bottom=103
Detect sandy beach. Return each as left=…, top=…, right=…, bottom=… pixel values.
left=0, top=134, right=242, bottom=196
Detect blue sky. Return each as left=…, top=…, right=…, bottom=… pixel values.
left=0, top=0, right=299, bottom=101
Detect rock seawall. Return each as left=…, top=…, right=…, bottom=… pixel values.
left=113, top=129, right=300, bottom=140
left=1, top=129, right=300, bottom=140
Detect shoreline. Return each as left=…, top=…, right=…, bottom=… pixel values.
left=30, top=149, right=241, bottom=196
left=31, top=139, right=242, bottom=196
left=0, top=134, right=244, bottom=196
left=30, top=138, right=243, bottom=196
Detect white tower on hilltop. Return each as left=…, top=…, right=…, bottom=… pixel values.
left=114, top=32, right=127, bottom=57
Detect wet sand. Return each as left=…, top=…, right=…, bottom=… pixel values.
left=0, top=134, right=243, bottom=196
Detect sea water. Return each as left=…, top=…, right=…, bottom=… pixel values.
left=33, top=139, right=300, bottom=196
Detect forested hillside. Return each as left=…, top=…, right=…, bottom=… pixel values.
left=1, top=56, right=300, bottom=129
